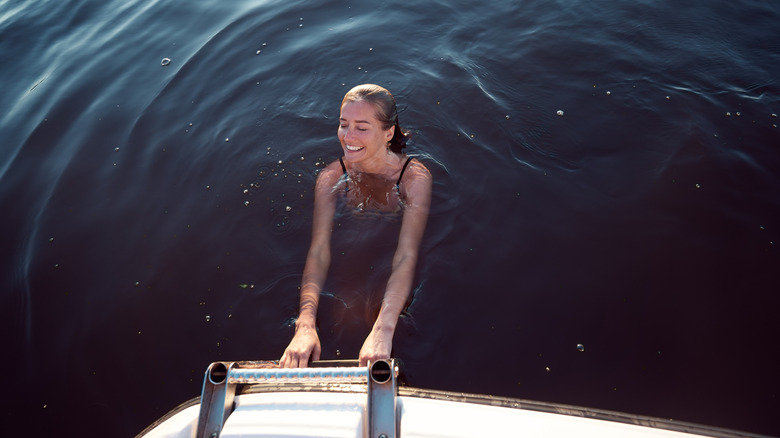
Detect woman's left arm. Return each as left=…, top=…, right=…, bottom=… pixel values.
left=359, top=161, right=433, bottom=366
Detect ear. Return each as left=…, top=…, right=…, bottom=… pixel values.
left=386, top=125, right=395, bottom=140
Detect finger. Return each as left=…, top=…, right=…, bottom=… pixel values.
left=312, top=345, right=321, bottom=362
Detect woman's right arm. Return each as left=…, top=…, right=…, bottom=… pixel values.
left=279, top=163, right=341, bottom=368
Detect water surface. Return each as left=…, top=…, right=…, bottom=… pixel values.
left=1, top=0, right=778, bottom=435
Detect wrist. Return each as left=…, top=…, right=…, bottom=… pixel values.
left=372, top=320, right=396, bottom=334
left=295, top=315, right=316, bottom=330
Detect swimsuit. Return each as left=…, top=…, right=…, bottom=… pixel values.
left=338, top=156, right=414, bottom=191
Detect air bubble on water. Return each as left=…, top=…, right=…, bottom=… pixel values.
left=726, top=112, right=731, bottom=116
left=695, top=183, right=701, bottom=189
left=161, top=58, right=171, bottom=66
left=205, top=315, right=211, bottom=322
left=736, top=112, right=741, bottom=117
left=771, top=113, right=777, bottom=118
left=286, top=206, right=292, bottom=211
left=576, top=343, right=585, bottom=352
left=606, top=91, right=611, bottom=95
left=556, top=110, right=564, bottom=116
left=244, top=201, right=250, bottom=206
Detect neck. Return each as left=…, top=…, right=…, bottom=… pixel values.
left=353, top=149, right=400, bottom=175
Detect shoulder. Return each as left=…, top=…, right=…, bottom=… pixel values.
left=310, top=160, right=344, bottom=201
left=316, top=160, right=344, bottom=185
left=403, top=158, right=432, bottom=186
left=400, top=157, right=432, bottom=201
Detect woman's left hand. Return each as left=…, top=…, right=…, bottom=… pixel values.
left=358, top=326, right=394, bottom=366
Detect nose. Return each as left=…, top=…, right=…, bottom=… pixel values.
left=343, top=126, right=355, bottom=142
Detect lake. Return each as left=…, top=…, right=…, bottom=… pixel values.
left=1, top=0, right=778, bottom=435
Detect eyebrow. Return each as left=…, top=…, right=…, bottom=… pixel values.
left=340, top=118, right=371, bottom=124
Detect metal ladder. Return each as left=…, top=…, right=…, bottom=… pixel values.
left=196, top=359, right=399, bottom=438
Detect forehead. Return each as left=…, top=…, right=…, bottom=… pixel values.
left=340, top=100, right=379, bottom=123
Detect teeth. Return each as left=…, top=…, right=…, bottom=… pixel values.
left=346, top=144, right=363, bottom=151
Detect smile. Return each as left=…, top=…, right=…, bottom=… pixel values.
left=345, top=144, right=364, bottom=151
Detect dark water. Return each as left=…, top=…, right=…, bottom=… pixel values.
left=2, top=0, right=779, bottom=436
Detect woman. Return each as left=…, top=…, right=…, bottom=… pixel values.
left=280, top=84, right=432, bottom=368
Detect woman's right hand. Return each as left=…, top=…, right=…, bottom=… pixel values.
left=279, top=324, right=321, bottom=368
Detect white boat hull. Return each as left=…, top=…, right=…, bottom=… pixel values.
left=138, top=360, right=766, bottom=438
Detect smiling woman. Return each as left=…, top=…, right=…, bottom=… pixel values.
left=280, top=84, right=433, bottom=368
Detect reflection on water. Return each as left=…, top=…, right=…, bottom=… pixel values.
left=1, top=0, right=779, bottom=436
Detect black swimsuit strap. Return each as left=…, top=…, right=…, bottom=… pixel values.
left=396, top=156, right=414, bottom=187
left=340, top=156, right=413, bottom=189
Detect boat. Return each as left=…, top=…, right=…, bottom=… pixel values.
left=137, top=359, right=769, bottom=438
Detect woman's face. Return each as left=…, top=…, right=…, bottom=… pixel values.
left=338, top=100, right=394, bottom=165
